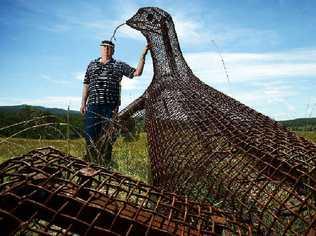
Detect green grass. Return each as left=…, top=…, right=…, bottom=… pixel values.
left=0, top=131, right=314, bottom=183
left=112, top=133, right=150, bottom=182
left=0, top=133, right=150, bottom=182
left=295, top=131, right=316, bottom=142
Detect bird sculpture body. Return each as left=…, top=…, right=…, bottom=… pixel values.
left=120, top=7, right=316, bottom=234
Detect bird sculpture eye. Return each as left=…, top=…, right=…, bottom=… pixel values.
left=146, top=13, right=154, bottom=22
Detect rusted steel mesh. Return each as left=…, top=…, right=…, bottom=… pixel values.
left=0, top=147, right=253, bottom=235
left=118, top=7, right=316, bottom=235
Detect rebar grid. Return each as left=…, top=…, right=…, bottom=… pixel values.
left=0, top=146, right=252, bottom=235
left=119, top=7, right=316, bottom=235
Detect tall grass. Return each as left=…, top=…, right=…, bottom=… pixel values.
left=296, top=131, right=316, bottom=142
left=0, top=137, right=86, bottom=163
left=0, top=110, right=150, bottom=182
left=0, top=134, right=149, bottom=182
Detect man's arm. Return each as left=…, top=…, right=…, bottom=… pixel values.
left=80, top=62, right=92, bottom=115
left=133, top=44, right=151, bottom=77
left=80, top=84, right=89, bottom=115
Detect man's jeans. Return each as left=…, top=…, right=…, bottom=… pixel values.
left=84, top=103, right=114, bottom=163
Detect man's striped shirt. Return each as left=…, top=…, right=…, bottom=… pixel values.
left=83, top=57, right=136, bottom=106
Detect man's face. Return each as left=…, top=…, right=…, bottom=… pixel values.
left=100, top=45, right=114, bottom=58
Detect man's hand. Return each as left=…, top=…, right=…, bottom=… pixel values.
left=81, top=84, right=89, bottom=115
left=112, top=106, right=119, bottom=113
left=142, top=43, right=152, bottom=57
left=80, top=104, right=87, bottom=115
left=112, top=106, right=119, bottom=121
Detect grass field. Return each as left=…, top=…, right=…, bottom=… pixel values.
left=0, top=132, right=150, bottom=182
left=0, top=131, right=315, bottom=183
left=295, top=130, right=316, bottom=142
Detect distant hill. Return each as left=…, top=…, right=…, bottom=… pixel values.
left=0, top=104, right=80, bottom=116
left=0, top=105, right=83, bottom=139
left=278, top=118, right=316, bottom=131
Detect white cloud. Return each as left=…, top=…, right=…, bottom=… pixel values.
left=73, top=9, right=143, bottom=41
left=24, top=96, right=81, bottom=110
left=231, top=82, right=296, bottom=106
left=228, top=85, right=298, bottom=121
left=0, top=98, right=19, bottom=107
left=173, top=16, right=210, bottom=45
left=184, top=48, right=316, bottom=84
left=146, top=10, right=280, bottom=47
left=74, top=72, right=85, bottom=82
left=41, top=74, right=71, bottom=85
left=116, top=24, right=143, bottom=40
left=304, top=98, right=316, bottom=118
left=121, top=77, right=139, bottom=90
left=0, top=96, right=82, bottom=111
left=37, top=24, right=71, bottom=33
left=120, top=63, right=153, bottom=109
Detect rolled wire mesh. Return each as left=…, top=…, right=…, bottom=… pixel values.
left=0, top=147, right=252, bottom=235
left=120, top=7, right=316, bottom=235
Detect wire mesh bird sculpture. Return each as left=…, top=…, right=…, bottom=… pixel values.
left=118, top=7, right=316, bottom=235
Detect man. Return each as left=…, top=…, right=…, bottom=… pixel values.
left=80, top=40, right=150, bottom=163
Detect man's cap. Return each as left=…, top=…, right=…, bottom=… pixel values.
left=100, top=40, right=115, bottom=48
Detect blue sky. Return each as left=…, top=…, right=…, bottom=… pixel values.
left=0, top=0, right=315, bottom=120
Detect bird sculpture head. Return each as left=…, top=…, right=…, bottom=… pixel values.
left=126, top=7, right=190, bottom=78
left=126, top=7, right=171, bottom=36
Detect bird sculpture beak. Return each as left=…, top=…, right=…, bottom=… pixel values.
left=126, top=15, right=138, bottom=29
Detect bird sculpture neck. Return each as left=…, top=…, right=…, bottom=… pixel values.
left=147, top=20, right=193, bottom=81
